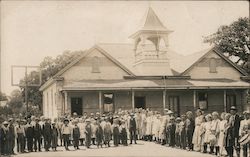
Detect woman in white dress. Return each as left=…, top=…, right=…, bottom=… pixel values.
left=152, top=113, right=161, bottom=142
left=141, top=110, right=147, bottom=140
left=217, top=112, right=227, bottom=156
left=146, top=111, right=153, bottom=141
left=192, top=109, right=204, bottom=151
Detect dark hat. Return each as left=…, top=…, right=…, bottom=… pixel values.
left=230, top=106, right=237, bottom=111
left=64, top=119, right=69, bottom=123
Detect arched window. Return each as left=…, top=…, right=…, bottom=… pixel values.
left=92, top=56, right=100, bottom=73
left=209, top=58, right=217, bottom=73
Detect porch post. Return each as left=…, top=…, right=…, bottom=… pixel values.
left=163, top=90, right=166, bottom=110
left=223, top=90, right=227, bottom=112
left=64, top=91, right=68, bottom=115
left=99, top=91, right=102, bottom=114
left=132, top=90, right=135, bottom=112
left=193, top=90, right=196, bottom=109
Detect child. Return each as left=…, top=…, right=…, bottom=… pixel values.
left=168, top=117, right=176, bottom=147
left=61, top=119, right=71, bottom=151
left=112, top=118, right=120, bottom=147
left=103, top=117, right=112, bottom=147
left=95, top=120, right=103, bottom=148
left=72, top=120, right=80, bottom=150
left=179, top=114, right=186, bottom=150
left=78, top=118, right=86, bottom=146
left=175, top=117, right=181, bottom=148
left=120, top=120, right=128, bottom=146
left=85, top=119, right=92, bottom=148
left=51, top=122, right=58, bottom=151
left=203, top=114, right=212, bottom=153
left=91, top=119, right=97, bottom=145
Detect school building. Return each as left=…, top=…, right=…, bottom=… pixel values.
left=39, top=7, right=250, bottom=119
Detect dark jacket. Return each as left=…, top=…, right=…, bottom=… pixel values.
left=43, top=122, right=52, bottom=137
left=34, top=123, right=42, bottom=138
left=129, top=118, right=136, bottom=131
left=230, top=114, right=241, bottom=139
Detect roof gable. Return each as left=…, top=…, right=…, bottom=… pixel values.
left=39, top=45, right=135, bottom=91
left=182, top=47, right=247, bottom=76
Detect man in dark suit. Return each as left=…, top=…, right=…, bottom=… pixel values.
left=229, top=106, right=241, bottom=157
left=129, top=113, right=137, bottom=144
left=33, top=118, right=42, bottom=152
left=43, top=118, right=52, bottom=151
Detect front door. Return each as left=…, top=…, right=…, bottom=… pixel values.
left=168, top=96, right=180, bottom=117
left=135, top=96, right=146, bottom=109
left=71, top=97, right=83, bottom=116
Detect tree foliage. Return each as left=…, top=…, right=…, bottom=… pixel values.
left=204, top=17, right=250, bottom=73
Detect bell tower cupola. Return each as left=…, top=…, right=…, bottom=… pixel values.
left=130, top=7, right=174, bottom=76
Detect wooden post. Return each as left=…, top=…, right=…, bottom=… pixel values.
left=193, top=90, right=196, bottom=109
left=163, top=90, right=166, bottom=110
left=64, top=91, right=68, bottom=114
left=132, top=90, right=135, bottom=112
left=224, top=90, right=227, bottom=112
left=99, top=91, right=102, bottom=114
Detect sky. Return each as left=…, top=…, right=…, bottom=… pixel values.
left=1, top=1, right=249, bottom=95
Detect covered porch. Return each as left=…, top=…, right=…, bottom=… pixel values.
left=58, top=78, right=249, bottom=116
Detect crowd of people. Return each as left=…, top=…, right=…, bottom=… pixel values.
left=0, top=106, right=249, bottom=157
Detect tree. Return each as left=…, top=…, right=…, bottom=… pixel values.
left=19, top=50, right=84, bottom=110
left=7, top=89, right=24, bottom=113
left=204, top=17, right=250, bottom=73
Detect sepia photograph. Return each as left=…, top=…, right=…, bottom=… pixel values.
left=0, top=0, right=249, bottom=157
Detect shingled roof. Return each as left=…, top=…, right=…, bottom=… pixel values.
left=96, top=43, right=210, bottom=75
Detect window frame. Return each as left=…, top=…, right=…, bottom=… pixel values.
left=91, top=56, right=101, bottom=73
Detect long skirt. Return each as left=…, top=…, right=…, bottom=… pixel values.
left=192, top=125, right=202, bottom=151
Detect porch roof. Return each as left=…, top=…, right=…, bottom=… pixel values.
left=61, top=79, right=250, bottom=91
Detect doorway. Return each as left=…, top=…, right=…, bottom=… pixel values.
left=71, top=97, right=83, bottom=116
left=135, top=96, right=146, bottom=109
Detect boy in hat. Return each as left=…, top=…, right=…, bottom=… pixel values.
left=51, top=122, right=58, bottom=151
left=120, top=120, right=128, bottom=146
left=15, top=119, right=26, bottom=153
left=33, top=117, right=42, bottom=152
left=85, top=119, right=92, bottom=148
left=103, top=117, right=112, bottom=147
left=61, top=119, right=71, bottom=151
left=72, top=120, right=80, bottom=150
left=95, top=120, right=103, bottom=148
